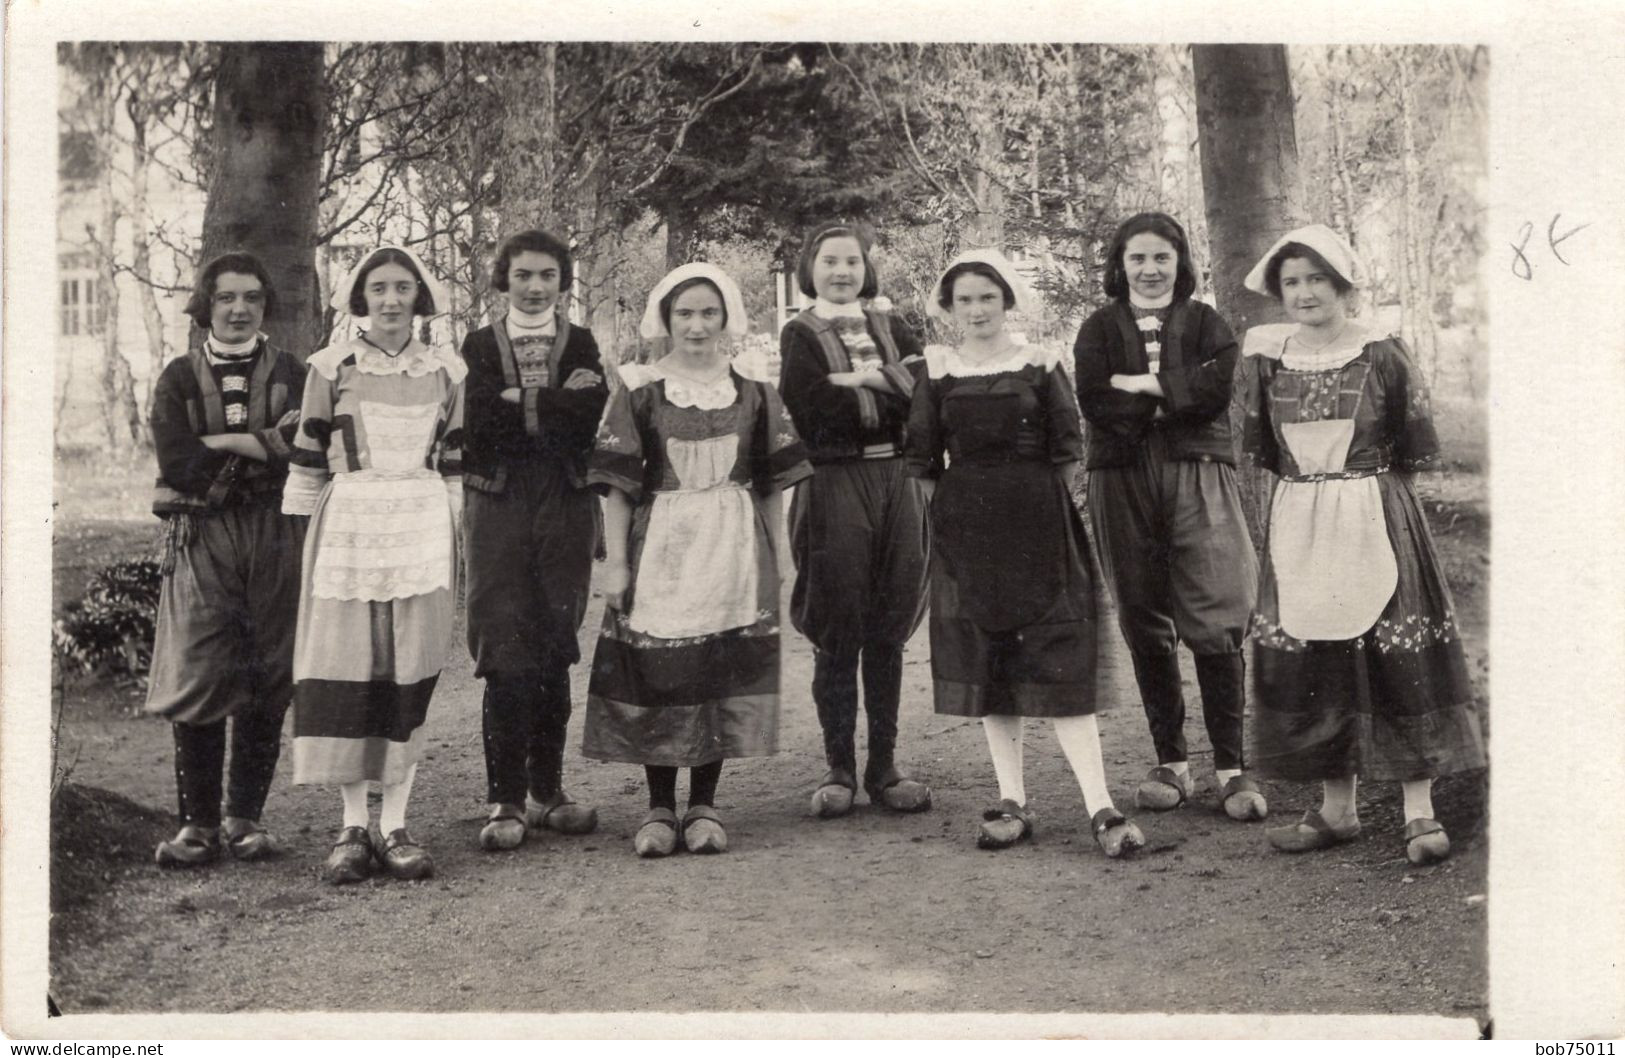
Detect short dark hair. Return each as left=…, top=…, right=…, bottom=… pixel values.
left=795, top=224, right=879, bottom=301
left=658, top=277, right=728, bottom=332
left=491, top=229, right=574, bottom=293
left=936, top=261, right=1015, bottom=312
left=1263, top=242, right=1355, bottom=300
left=184, top=252, right=278, bottom=330
left=1103, top=211, right=1198, bottom=301
left=347, top=248, right=438, bottom=318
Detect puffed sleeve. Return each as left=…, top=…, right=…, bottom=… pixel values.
left=1378, top=339, right=1441, bottom=472
left=1073, top=308, right=1158, bottom=436
left=1157, top=303, right=1240, bottom=424
left=586, top=384, right=646, bottom=502
left=904, top=373, right=945, bottom=480
left=281, top=366, right=336, bottom=516
left=750, top=381, right=814, bottom=495
left=1237, top=354, right=1282, bottom=476
left=1042, top=363, right=1085, bottom=464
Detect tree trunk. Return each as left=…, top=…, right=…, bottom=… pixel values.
left=1395, top=52, right=1436, bottom=380
left=1193, top=44, right=1308, bottom=335
left=497, top=43, right=558, bottom=238
left=963, top=106, right=1006, bottom=249
left=94, top=202, right=141, bottom=453
left=1192, top=44, right=1308, bottom=550
left=1325, top=47, right=1359, bottom=248
left=87, top=68, right=143, bottom=454
left=128, top=110, right=169, bottom=441
left=198, top=43, right=326, bottom=359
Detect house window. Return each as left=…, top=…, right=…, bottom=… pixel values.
left=59, top=277, right=100, bottom=337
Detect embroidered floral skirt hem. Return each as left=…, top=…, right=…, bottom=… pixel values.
left=290, top=475, right=457, bottom=785
left=584, top=493, right=783, bottom=767
left=1248, top=472, right=1486, bottom=782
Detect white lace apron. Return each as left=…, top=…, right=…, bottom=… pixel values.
left=1268, top=414, right=1398, bottom=641
left=311, top=400, right=454, bottom=602
left=627, top=434, right=761, bottom=639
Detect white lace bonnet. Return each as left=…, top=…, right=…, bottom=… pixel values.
left=1243, top=224, right=1368, bottom=297
left=639, top=262, right=750, bottom=339
left=330, top=244, right=452, bottom=317
left=926, top=248, right=1037, bottom=324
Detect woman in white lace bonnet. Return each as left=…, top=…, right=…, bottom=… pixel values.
left=1239, top=224, right=1486, bottom=865
left=282, top=245, right=465, bottom=884
left=581, top=263, right=813, bottom=858
left=904, top=248, right=1145, bottom=858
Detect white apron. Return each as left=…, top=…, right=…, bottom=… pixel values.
left=310, top=400, right=454, bottom=602
left=1268, top=414, right=1398, bottom=642
left=628, top=434, right=761, bottom=639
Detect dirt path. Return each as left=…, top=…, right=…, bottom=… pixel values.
left=48, top=482, right=1489, bottom=1021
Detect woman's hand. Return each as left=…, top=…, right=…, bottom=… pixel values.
left=827, top=371, right=865, bottom=389
left=600, top=559, right=630, bottom=611
left=1109, top=373, right=1165, bottom=398
left=562, top=369, right=602, bottom=391
left=500, top=387, right=522, bottom=404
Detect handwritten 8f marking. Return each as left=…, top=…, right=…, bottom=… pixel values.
left=1512, top=214, right=1590, bottom=279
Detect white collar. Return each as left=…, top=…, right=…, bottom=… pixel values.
left=1281, top=322, right=1371, bottom=372
left=812, top=298, right=866, bottom=320
left=205, top=333, right=262, bottom=359
left=506, top=306, right=558, bottom=335
left=923, top=343, right=1061, bottom=379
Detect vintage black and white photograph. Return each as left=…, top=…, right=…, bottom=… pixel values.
left=4, top=0, right=1623, bottom=1044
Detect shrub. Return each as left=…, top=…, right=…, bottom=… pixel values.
left=52, top=559, right=162, bottom=677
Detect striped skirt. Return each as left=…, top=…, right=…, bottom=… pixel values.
left=290, top=474, right=458, bottom=785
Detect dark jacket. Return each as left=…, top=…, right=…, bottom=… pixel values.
left=1073, top=298, right=1240, bottom=468
left=459, top=316, right=609, bottom=493
left=149, top=343, right=306, bottom=516
left=778, top=307, right=923, bottom=463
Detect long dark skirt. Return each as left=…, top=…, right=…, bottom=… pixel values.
left=928, top=461, right=1112, bottom=718
left=583, top=494, right=782, bottom=767
left=1249, top=472, right=1487, bottom=782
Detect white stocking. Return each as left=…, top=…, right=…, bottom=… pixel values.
left=379, top=764, right=418, bottom=834
left=1401, top=779, right=1435, bottom=822
left=981, top=714, right=1026, bottom=805
left=1053, top=714, right=1114, bottom=815
left=340, top=781, right=370, bottom=830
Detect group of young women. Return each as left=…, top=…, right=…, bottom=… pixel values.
left=143, top=211, right=1484, bottom=882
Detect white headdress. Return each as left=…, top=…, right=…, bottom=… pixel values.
left=926, top=248, right=1037, bottom=323
left=1243, top=224, right=1368, bottom=297
left=639, top=262, right=750, bottom=339
left=329, top=244, right=452, bottom=317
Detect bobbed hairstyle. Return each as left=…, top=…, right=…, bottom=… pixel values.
left=658, top=277, right=728, bottom=332
left=184, top=252, right=278, bottom=330
left=491, top=229, right=574, bottom=294
left=936, top=261, right=1015, bottom=312
left=1103, top=211, right=1198, bottom=302
left=796, top=224, right=879, bottom=301
left=347, top=248, right=438, bottom=318
left=1263, top=242, right=1355, bottom=300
